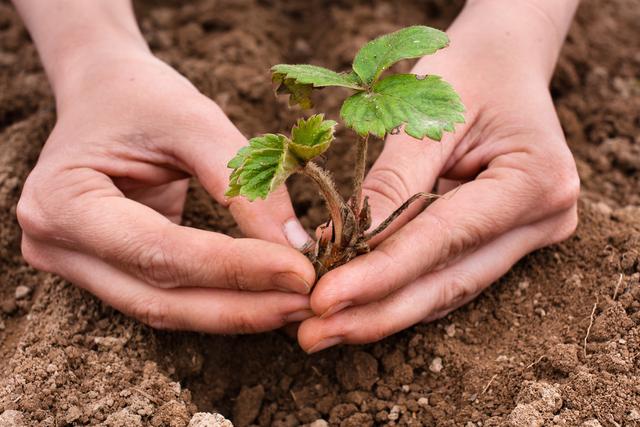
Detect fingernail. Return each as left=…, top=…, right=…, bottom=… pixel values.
left=273, top=272, right=311, bottom=294
left=283, top=218, right=312, bottom=250
left=320, top=301, right=352, bottom=319
left=285, top=309, right=314, bottom=323
left=307, top=336, right=343, bottom=354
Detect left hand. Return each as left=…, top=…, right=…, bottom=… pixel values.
left=298, top=0, right=580, bottom=353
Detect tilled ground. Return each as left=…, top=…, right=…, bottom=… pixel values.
left=0, top=0, right=639, bottom=426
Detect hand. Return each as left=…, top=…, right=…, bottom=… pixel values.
left=17, top=49, right=316, bottom=333
left=299, top=0, right=580, bottom=352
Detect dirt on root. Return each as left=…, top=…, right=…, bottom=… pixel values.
left=1, top=0, right=639, bottom=426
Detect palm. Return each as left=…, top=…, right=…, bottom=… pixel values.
left=117, top=179, right=189, bottom=224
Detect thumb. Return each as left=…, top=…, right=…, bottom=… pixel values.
left=362, top=133, right=453, bottom=245
left=172, top=108, right=312, bottom=248
left=229, top=186, right=312, bottom=249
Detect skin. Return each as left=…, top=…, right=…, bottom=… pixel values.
left=13, top=0, right=316, bottom=333
left=13, top=0, right=581, bottom=347
left=299, top=0, right=581, bottom=352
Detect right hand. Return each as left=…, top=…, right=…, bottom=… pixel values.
left=17, top=51, right=316, bottom=334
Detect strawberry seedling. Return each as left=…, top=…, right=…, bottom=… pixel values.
left=226, top=26, right=464, bottom=276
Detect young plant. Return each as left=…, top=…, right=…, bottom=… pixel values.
left=225, top=26, right=465, bottom=276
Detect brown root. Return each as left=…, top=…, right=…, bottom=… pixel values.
left=364, top=192, right=440, bottom=241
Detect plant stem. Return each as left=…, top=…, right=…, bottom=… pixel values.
left=350, top=134, right=368, bottom=216
left=302, top=162, right=347, bottom=248
left=364, top=192, right=439, bottom=241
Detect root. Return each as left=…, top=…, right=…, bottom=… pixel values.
left=612, top=273, right=624, bottom=300
left=481, top=373, right=498, bottom=395
left=523, top=355, right=546, bottom=371
left=364, top=192, right=440, bottom=241
left=583, top=297, right=598, bottom=358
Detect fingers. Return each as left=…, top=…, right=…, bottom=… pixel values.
left=22, top=240, right=313, bottom=334
left=298, top=207, right=577, bottom=352
left=310, top=145, right=579, bottom=316
left=18, top=168, right=315, bottom=293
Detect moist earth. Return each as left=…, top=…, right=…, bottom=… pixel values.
left=0, top=0, right=639, bottom=426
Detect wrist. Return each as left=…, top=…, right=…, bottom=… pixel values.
left=457, top=0, right=579, bottom=81
left=411, top=0, right=578, bottom=112
left=49, top=39, right=152, bottom=102
left=13, top=0, right=152, bottom=98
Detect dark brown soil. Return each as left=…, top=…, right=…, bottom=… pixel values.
left=1, top=0, right=639, bottom=425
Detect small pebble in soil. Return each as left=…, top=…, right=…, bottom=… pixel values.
left=188, top=412, right=233, bottom=427
left=14, top=285, right=31, bottom=300
left=445, top=323, right=456, bottom=337
left=0, top=320, right=5, bottom=331
left=534, top=307, right=546, bottom=317
left=387, top=405, right=400, bottom=421
left=508, top=403, right=543, bottom=426
left=594, top=201, right=613, bottom=216
left=518, top=280, right=530, bottom=290
left=0, top=410, right=25, bottom=426
left=417, top=397, right=429, bottom=407
left=429, top=357, right=443, bottom=373
left=65, top=406, right=82, bottom=423
left=336, top=351, right=379, bottom=390
left=233, top=385, right=265, bottom=427
left=308, top=420, right=329, bottom=427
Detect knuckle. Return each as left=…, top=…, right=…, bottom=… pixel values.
left=20, top=236, right=52, bottom=272
left=336, top=304, right=394, bottom=344
left=363, top=167, right=413, bottom=208
left=16, top=180, right=57, bottom=242
left=440, top=270, right=478, bottom=309
left=422, top=309, right=450, bottom=323
left=226, top=311, right=261, bottom=334
left=550, top=167, right=580, bottom=210
left=130, top=226, right=181, bottom=288
left=538, top=148, right=580, bottom=211
left=361, top=247, right=400, bottom=295
left=425, top=213, right=479, bottom=267
left=550, top=207, right=579, bottom=244
left=364, top=321, right=393, bottom=343
left=132, top=242, right=174, bottom=287
left=219, top=243, right=248, bottom=290
left=129, top=294, right=173, bottom=330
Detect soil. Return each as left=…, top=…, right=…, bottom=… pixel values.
left=1, top=0, right=639, bottom=426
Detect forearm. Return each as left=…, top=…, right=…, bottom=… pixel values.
left=462, top=0, right=579, bottom=79
left=12, top=0, right=150, bottom=97
left=415, top=0, right=579, bottom=88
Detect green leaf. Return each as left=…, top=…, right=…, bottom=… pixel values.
left=272, top=64, right=364, bottom=108
left=352, top=26, right=449, bottom=85
left=274, top=76, right=314, bottom=109
left=340, top=74, right=465, bottom=140
left=289, top=114, right=337, bottom=161
left=227, top=146, right=251, bottom=169
left=225, top=134, right=301, bottom=201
